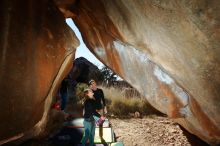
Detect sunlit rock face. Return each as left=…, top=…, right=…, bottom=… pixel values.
left=0, top=0, right=219, bottom=145
left=58, top=0, right=220, bottom=144
left=0, top=0, right=78, bottom=144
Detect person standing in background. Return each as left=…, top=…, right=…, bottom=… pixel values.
left=88, top=79, right=107, bottom=115
left=60, top=77, right=68, bottom=111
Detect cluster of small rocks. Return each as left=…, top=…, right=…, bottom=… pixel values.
left=111, top=116, right=191, bottom=146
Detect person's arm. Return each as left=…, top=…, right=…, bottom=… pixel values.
left=100, top=89, right=107, bottom=114
left=93, top=109, right=101, bottom=118
left=93, top=107, right=106, bottom=122
left=100, top=89, right=106, bottom=106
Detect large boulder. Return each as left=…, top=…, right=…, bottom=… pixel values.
left=0, top=0, right=78, bottom=145
left=57, top=0, right=220, bottom=144
left=0, top=0, right=219, bottom=145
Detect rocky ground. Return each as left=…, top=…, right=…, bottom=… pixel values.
left=17, top=105, right=208, bottom=146
left=110, top=116, right=208, bottom=146
left=18, top=115, right=209, bottom=146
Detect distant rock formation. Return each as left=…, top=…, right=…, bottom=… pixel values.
left=64, top=57, right=103, bottom=101
left=69, top=57, right=103, bottom=84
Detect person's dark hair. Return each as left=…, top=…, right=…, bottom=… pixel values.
left=88, top=79, right=95, bottom=85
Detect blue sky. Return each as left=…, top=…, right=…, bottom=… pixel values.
left=65, top=18, right=104, bottom=69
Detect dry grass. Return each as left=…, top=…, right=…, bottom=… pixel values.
left=74, top=84, right=161, bottom=118
left=102, top=86, right=160, bottom=118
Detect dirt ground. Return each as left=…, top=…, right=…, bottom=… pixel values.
left=17, top=99, right=209, bottom=146
left=18, top=114, right=209, bottom=146
left=110, top=116, right=208, bottom=146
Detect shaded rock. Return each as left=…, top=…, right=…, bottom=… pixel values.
left=0, top=0, right=220, bottom=145
left=69, top=57, right=103, bottom=84
left=0, top=0, right=78, bottom=144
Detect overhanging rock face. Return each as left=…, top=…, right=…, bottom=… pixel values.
left=64, top=0, right=220, bottom=144
left=0, top=0, right=219, bottom=145
left=0, top=0, right=78, bottom=145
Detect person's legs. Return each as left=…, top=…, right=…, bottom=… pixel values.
left=93, top=115, right=105, bottom=141
left=99, top=124, right=103, bottom=138
left=89, top=121, right=95, bottom=146
left=81, top=120, right=92, bottom=145
left=60, top=91, right=68, bottom=111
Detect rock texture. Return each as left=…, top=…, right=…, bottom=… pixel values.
left=0, top=0, right=78, bottom=145
left=58, top=0, right=220, bottom=144
left=0, top=0, right=220, bottom=145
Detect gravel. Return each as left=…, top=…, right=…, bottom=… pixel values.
left=110, top=116, right=192, bottom=146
